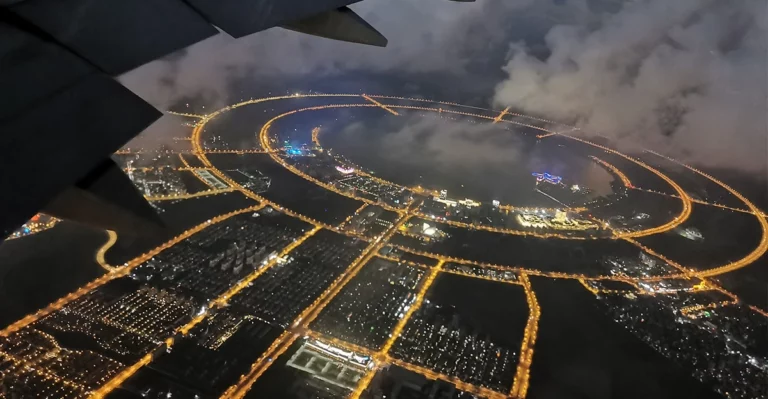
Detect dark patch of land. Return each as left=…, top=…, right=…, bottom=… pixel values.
left=243, top=340, right=350, bottom=399
left=399, top=251, right=440, bottom=267
left=637, top=204, right=762, bottom=271
left=636, top=153, right=751, bottom=209
left=179, top=153, right=206, bottom=168
left=427, top=272, right=528, bottom=349
left=526, top=277, right=720, bottom=399
left=0, top=222, right=106, bottom=328
left=178, top=170, right=213, bottom=193
left=715, top=253, right=768, bottom=313
left=392, top=225, right=642, bottom=277
left=209, top=153, right=362, bottom=226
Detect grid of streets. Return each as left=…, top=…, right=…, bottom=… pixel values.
left=2, top=94, right=767, bottom=399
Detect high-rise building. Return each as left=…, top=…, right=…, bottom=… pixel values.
left=439, top=189, right=448, bottom=200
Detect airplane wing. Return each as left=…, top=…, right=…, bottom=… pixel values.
left=0, top=0, right=464, bottom=239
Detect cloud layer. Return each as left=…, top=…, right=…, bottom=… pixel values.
left=493, top=0, right=767, bottom=171
left=119, top=0, right=594, bottom=109
left=120, top=0, right=766, bottom=172
left=328, top=111, right=613, bottom=203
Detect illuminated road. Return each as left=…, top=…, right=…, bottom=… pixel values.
left=94, top=230, right=118, bottom=271
left=349, top=254, right=536, bottom=398
left=337, top=203, right=368, bottom=230
left=362, top=94, right=400, bottom=116
left=590, top=156, right=633, bottom=188
left=177, top=153, right=193, bottom=168
left=348, top=366, right=377, bottom=399
left=365, top=95, right=572, bottom=129
left=220, top=209, right=415, bottom=399
left=560, top=135, right=692, bottom=239
left=202, top=149, right=278, bottom=154
left=346, top=260, right=447, bottom=399
left=166, top=110, right=206, bottom=119
left=439, top=267, right=520, bottom=285
left=188, top=93, right=768, bottom=396
left=493, top=106, right=510, bottom=123
left=89, top=354, right=151, bottom=398
left=179, top=98, right=768, bottom=284
left=311, top=126, right=321, bottom=147
left=177, top=167, right=210, bottom=171
left=257, top=104, right=405, bottom=214
left=633, top=187, right=768, bottom=217
left=644, top=150, right=768, bottom=278
left=0, top=205, right=266, bottom=338
left=510, top=274, right=540, bottom=399
left=299, top=329, right=508, bottom=399
left=301, top=322, right=509, bottom=399
left=535, top=127, right=580, bottom=140
left=213, top=225, right=322, bottom=308
left=251, top=101, right=691, bottom=241
left=389, top=243, right=697, bottom=283
left=680, top=299, right=739, bottom=318
left=498, top=204, right=587, bottom=213
left=378, top=260, right=444, bottom=356
left=0, top=348, right=88, bottom=394
left=578, top=278, right=635, bottom=296
left=375, top=254, right=430, bottom=270
left=347, top=256, right=536, bottom=398
left=90, top=219, right=319, bottom=398
left=144, top=187, right=235, bottom=201
left=256, top=107, right=596, bottom=238
left=387, top=357, right=507, bottom=399
left=218, top=330, right=295, bottom=399
left=8, top=92, right=766, bottom=399
left=123, top=166, right=203, bottom=172
left=750, top=305, right=768, bottom=318
left=115, top=149, right=192, bottom=155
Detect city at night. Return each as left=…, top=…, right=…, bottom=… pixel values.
left=1, top=1, right=766, bottom=399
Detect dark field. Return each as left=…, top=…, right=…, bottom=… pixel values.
left=209, top=153, right=363, bottom=226
left=426, top=273, right=528, bottom=349
left=178, top=169, right=214, bottom=193
left=0, top=222, right=106, bottom=329
left=637, top=203, right=762, bottom=271
left=526, top=278, right=720, bottom=399
left=392, top=225, right=644, bottom=276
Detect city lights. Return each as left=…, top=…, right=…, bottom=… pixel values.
left=5, top=92, right=765, bottom=399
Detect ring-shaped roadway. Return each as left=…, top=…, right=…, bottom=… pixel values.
left=191, top=94, right=767, bottom=281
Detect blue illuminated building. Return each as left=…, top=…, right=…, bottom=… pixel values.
left=532, top=172, right=562, bottom=185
